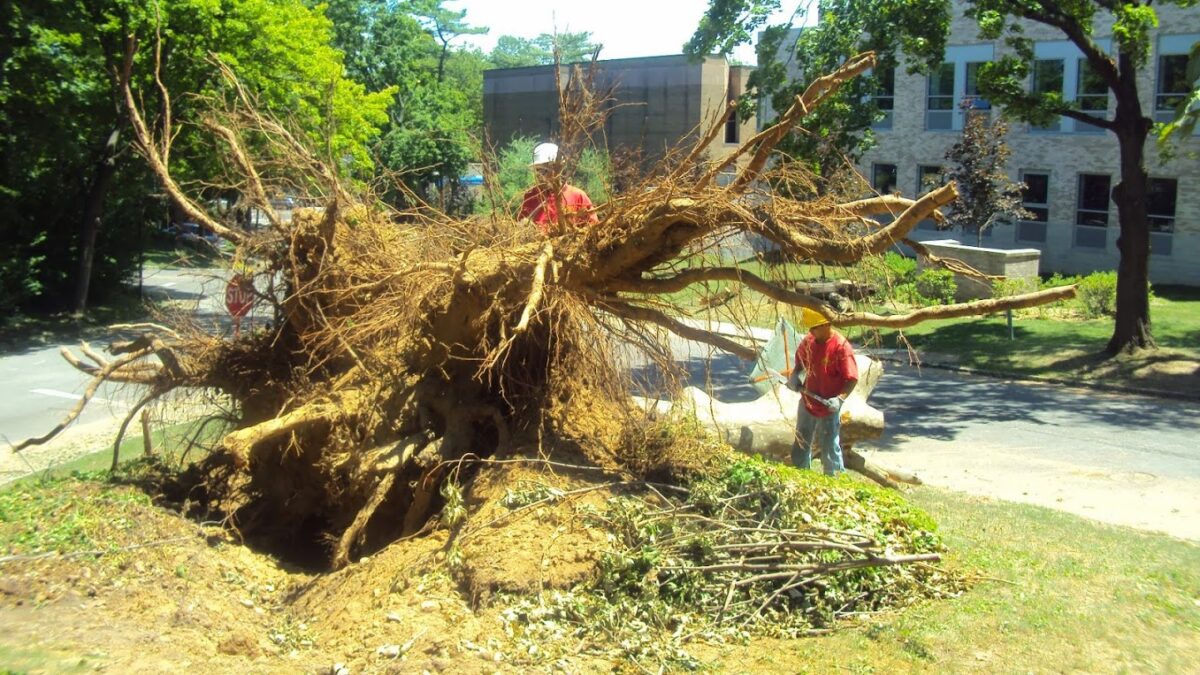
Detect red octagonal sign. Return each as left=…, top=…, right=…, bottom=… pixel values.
left=224, top=274, right=255, bottom=319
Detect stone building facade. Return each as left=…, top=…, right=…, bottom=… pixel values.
left=483, top=55, right=756, bottom=168
left=856, top=2, right=1199, bottom=285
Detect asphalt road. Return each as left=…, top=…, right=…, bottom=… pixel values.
left=631, top=322, right=1200, bottom=540
left=0, top=266, right=247, bottom=446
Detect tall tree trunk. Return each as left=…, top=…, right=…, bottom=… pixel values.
left=1106, top=65, right=1155, bottom=355
left=72, top=127, right=121, bottom=314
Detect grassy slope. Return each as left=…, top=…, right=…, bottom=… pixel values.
left=702, top=486, right=1200, bottom=673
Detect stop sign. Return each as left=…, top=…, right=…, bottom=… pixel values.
left=224, top=274, right=255, bottom=318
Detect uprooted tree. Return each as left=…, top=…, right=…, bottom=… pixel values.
left=16, top=48, right=1074, bottom=570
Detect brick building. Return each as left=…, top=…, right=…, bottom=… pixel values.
left=850, top=2, right=1199, bottom=285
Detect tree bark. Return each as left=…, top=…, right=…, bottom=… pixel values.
left=1106, top=57, right=1156, bottom=355
left=72, top=127, right=122, bottom=314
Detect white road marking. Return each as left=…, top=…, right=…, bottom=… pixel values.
left=29, top=388, right=125, bottom=409
left=30, top=388, right=85, bottom=401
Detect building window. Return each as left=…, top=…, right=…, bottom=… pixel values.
left=1156, top=54, right=1190, bottom=117
left=924, top=45, right=995, bottom=131
left=724, top=108, right=739, bottom=144
left=872, top=68, right=895, bottom=130
left=964, top=61, right=991, bottom=110
left=872, top=163, right=897, bottom=195
left=1147, top=178, right=1177, bottom=232
left=1074, top=59, right=1108, bottom=133
left=1148, top=177, right=1177, bottom=256
left=1032, top=59, right=1064, bottom=132
left=926, top=63, right=955, bottom=130
left=1031, top=40, right=1113, bottom=134
left=1074, top=174, right=1110, bottom=249
left=1155, top=34, right=1200, bottom=124
left=1017, top=171, right=1050, bottom=243
left=917, top=165, right=943, bottom=194
left=916, top=165, right=943, bottom=230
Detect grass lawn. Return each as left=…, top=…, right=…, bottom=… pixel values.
left=866, top=285, right=1200, bottom=392
left=668, top=257, right=1200, bottom=394
left=703, top=486, right=1200, bottom=673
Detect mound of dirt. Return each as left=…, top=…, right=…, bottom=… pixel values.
left=0, top=464, right=622, bottom=673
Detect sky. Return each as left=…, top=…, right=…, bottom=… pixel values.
left=446, top=0, right=812, bottom=63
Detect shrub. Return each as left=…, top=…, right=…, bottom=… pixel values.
left=991, top=277, right=1037, bottom=298
left=1040, top=272, right=1081, bottom=290
left=915, top=268, right=957, bottom=305
left=1076, top=271, right=1117, bottom=318
left=883, top=251, right=917, bottom=283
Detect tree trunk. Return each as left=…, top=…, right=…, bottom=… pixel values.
left=72, top=127, right=122, bottom=314
left=1106, top=64, right=1156, bottom=355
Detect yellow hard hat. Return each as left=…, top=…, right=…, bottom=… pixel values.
left=801, top=307, right=831, bottom=329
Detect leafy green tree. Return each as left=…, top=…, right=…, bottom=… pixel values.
left=686, top=1, right=949, bottom=191
left=1, top=0, right=391, bottom=313
left=942, top=102, right=1031, bottom=245
left=967, top=0, right=1196, bottom=353
left=691, top=0, right=1196, bottom=354
left=488, top=31, right=601, bottom=68
left=322, top=0, right=481, bottom=205
left=404, top=0, right=488, bottom=83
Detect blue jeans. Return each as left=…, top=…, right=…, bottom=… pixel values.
left=791, top=404, right=844, bottom=476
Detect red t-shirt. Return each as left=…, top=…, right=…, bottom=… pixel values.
left=794, top=331, right=859, bottom=417
left=519, top=184, right=597, bottom=234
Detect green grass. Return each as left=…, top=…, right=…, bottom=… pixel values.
left=0, top=471, right=152, bottom=556
left=871, top=285, right=1200, bottom=377
left=0, top=644, right=95, bottom=674
left=5, top=415, right=230, bottom=490
left=700, top=486, right=1200, bottom=673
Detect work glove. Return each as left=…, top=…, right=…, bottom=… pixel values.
left=785, top=368, right=803, bottom=393
left=824, top=395, right=844, bottom=415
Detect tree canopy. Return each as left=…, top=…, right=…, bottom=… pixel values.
left=488, top=31, right=602, bottom=68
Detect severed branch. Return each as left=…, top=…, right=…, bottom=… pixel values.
left=513, top=242, right=554, bottom=335
left=833, top=285, right=1077, bottom=328
left=902, top=238, right=998, bottom=282
left=119, top=37, right=243, bottom=244
left=761, top=183, right=958, bottom=263
left=604, top=301, right=758, bottom=360
left=204, top=120, right=284, bottom=233
left=724, top=52, right=876, bottom=192
left=608, top=267, right=830, bottom=313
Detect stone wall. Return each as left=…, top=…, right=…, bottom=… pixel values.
left=917, top=239, right=1041, bottom=301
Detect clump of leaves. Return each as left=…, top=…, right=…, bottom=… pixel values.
left=499, top=456, right=963, bottom=670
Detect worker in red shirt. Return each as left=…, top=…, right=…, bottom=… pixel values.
left=518, top=142, right=597, bottom=235
left=786, top=307, right=859, bottom=475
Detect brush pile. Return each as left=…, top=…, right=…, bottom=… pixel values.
left=17, top=49, right=1073, bottom=570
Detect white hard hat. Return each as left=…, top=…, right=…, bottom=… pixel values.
left=531, top=142, right=559, bottom=166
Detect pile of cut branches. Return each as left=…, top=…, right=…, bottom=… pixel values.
left=496, top=453, right=960, bottom=669
left=16, top=44, right=1073, bottom=570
